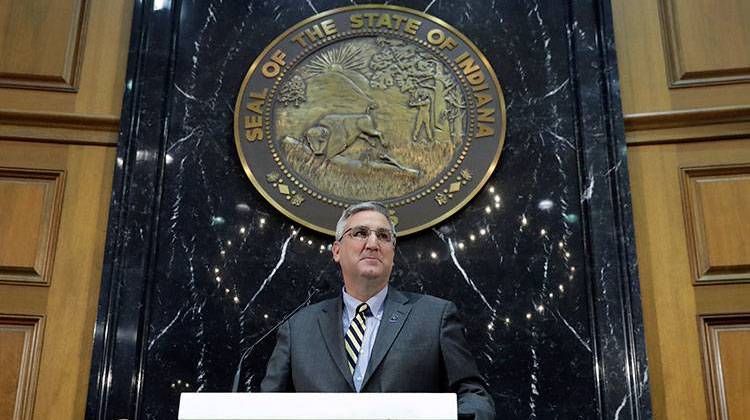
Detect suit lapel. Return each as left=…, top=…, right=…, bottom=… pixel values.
left=361, top=288, right=412, bottom=388
left=317, top=296, right=355, bottom=391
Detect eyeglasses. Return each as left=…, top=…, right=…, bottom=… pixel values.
left=339, top=226, right=395, bottom=245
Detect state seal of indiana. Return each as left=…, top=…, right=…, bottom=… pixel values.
left=234, top=5, right=506, bottom=236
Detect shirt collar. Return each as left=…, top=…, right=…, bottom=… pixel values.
left=342, top=285, right=388, bottom=320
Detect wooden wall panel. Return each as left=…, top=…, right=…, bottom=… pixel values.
left=701, top=316, right=750, bottom=420
left=33, top=144, right=114, bottom=419
left=660, top=0, right=750, bottom=87
left=611, top=0, right=750, bottom=145
left=627, top=139, right=750, bottom=420
left=628, top=144, right=708, bottom=420
left=681, top=165, right=750, bottom=283
left=613, top=0, right=750, bottom=417
left=0, top=0, right=131, bottom=145
left=0, top=329, right=25, bottom=420
left=0, top=315, right=44, bottom=420
left=0, top=140, right=115, bottom=420
left=0, top=0, right=88, bottom=91
left=0, top=182, right=46, bottom=268
left=0, top=168, right=65, bottom=286
left=0, top=0, right=131, bottom=419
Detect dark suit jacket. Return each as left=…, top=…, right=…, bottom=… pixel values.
left=261, top=288, right=495, bottom=420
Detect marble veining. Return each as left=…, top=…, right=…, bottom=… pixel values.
left=613, top=394, right=628, bottom=420
left=437, top=231, right=496, bottom=314
left=306, top=0, right=319, bottom=13
left=245, top=230, right=297, bottom=305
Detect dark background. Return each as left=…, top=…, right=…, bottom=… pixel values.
left=85, top=1, right=651, bottom=419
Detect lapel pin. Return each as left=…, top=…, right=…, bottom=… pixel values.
left=389, top=313, right=400, bottom=323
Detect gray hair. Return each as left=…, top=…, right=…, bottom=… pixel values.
left=335, top=201, right=396, bottom=241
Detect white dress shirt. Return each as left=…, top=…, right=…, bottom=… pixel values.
left=341, top=285, right=388, bottom=392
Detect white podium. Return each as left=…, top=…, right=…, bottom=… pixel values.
left=178, top=393, right=457, bottom=420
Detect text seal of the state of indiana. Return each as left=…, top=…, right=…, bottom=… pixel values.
left=234, top=5, right=506, bottom=236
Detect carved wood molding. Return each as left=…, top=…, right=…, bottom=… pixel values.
left=700, top=314, right=750, bottom=420
left=0, top=109, right=119, bottom=131
left=0, top=314, right=44, bottom=420
left=0, top=109, right=119, bottom=145
left=659, top=0, right=750, bottom=88
left=625, top=106, right=750, bottom=145
left=681, top=164, right=750, bottom=285
left=626, top=106, right=750, bottom=130
left=0, top=0, right=89, bottom=91
left=0, top=167, right=66, bottom=286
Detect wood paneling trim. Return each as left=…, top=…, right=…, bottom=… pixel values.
left=626, top=107, right=750, bottom=131
left=0, top=168, right=65, bottom=286
left=0, top=110, right=119, bottom=132
left=659, top=0, right=750, bottom=88
left=0, top=140, right=116, bottom=419
left=0, top=0, right=89, bottom=91
left=625, top=106, right=750, bottom=145
left=0, top=314, right=44, bottom=420
left=0, top=110, right=119, bottom=145
left=700, top=314, right=750, bottom=420
left=681, top=164, right=750, bottom=285
left=625, top=122, right=750, bottom=146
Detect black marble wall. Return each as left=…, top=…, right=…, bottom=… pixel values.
left=86, top=1, right=651, bottom=419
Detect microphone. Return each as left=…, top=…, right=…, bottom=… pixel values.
left=231, top=278, right=330, bottom=392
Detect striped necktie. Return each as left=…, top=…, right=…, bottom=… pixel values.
left=345, top=302, right=370, bottom=374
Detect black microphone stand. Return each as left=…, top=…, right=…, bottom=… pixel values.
left=231, top=282, right=328, bottom=392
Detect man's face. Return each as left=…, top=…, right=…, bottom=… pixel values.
left=332, top=210, right=395, bottom=289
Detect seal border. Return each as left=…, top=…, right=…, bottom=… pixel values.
left=233, top=4, right=507, bottom=237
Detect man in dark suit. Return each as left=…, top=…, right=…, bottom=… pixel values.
left=261, top=202, right=495, bottom=420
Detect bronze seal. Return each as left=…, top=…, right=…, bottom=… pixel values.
left=234, top=5, right=505, bottom=236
